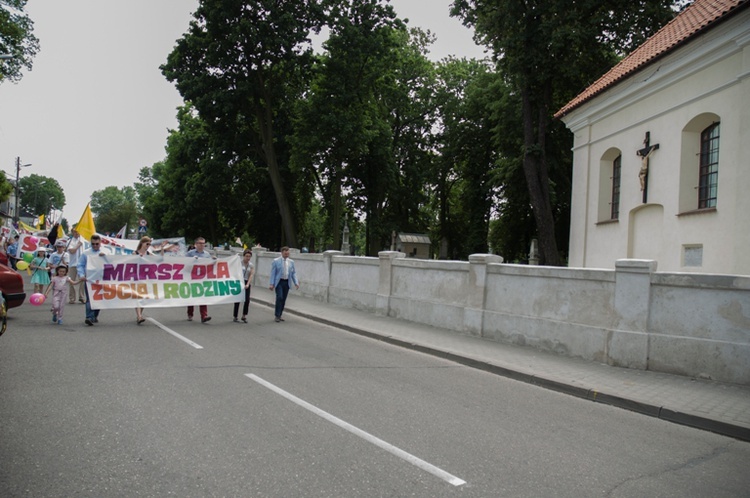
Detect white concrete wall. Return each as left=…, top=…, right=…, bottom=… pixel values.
left=562, top=11, right=750, bottom=275
left=648, top=272, right=750, bottom=381
left=389, top=258, right=470, bottom=331
left=251, top=249, right=750, bottom=385
left=328, top=256, right=379, bottom=312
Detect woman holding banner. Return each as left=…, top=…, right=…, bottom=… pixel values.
left=134, top=236, right=152, bottom=325
left=233, top=249, right=255, bottom=323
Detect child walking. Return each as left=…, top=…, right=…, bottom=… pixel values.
left=44, top=265, right=79, bottom=325
left=30, top=249, right=51, bottom=294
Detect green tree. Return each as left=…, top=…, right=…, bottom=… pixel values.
left=162, top=0, right=328, bottom=248
left=133, top=165, right=158, bottom=213
left=139, top=103, right=268, bottom=245
left=90, top=186, right=137, bottom=235
left=432, top=57, right=499, bottom=259
left=0, top=174, right=13, bottom=205
left=0, top=0, right=39, bottom=83
left=292, top=2, right=436, bottom=255
left=292, top=0, right=405, bottom=253
left=18, top=173, right=65, bottom=219
left=140, top=106, right=230, bottom=243
left=451, top=0, right=676, bottom=265
left=379, top=26, right=438, bottom=251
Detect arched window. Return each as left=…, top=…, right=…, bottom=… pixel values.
left=611, top=155, right=622, bottom=220
left=698, top=123, right=719, bottom=209
left=679, top=113, right=720, bottom=213
left=598, top=148, right=621, bottom=222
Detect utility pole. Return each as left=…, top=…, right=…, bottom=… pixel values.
left=13, top=157, right=31, bottom=224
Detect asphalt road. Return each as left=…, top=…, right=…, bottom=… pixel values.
left=1, top=299, right=749, bottom=497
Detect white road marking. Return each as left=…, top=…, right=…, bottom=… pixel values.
left=245, top=373, right=466, bottom=487
left=147, top=317, right=204, bottom=349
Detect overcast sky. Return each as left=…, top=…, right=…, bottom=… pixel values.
left=0, top=1, right=486, bottom=228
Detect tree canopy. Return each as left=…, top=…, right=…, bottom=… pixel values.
left=161, top=0, right=329, bottom=248
left=451, top=0, right=676, bottom=264
left=117, top=0, right=682, bottom=260
left=90, top=185, right=137, bottom=235
left=0, top=0, right=39, bottom=83
left=18, top=173, right=65, bottom=219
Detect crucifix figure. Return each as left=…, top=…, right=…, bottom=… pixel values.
left=636, top=131, right=659, bottom=203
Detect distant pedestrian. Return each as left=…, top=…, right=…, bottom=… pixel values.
left=269, top=246, right=299, bottom=322
left=6, top=235, right=19, bottom=270
left=233, top=249, right=255, bottom=323
left=186, top=237, right=214, bottom=323
left=77, top=234, right=105, bottom=326
left=44, top=265, right=79, bottom=325
left=30, top=249, right=50, bottom=294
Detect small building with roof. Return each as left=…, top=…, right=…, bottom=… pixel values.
left=395, top=232, right=432, bottom=259
left=556, top=0, right=750, bottom=275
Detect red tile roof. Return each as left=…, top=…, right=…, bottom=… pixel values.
left=555, top=0, right=749, bottom=119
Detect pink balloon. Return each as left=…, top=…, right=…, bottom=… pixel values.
left=29, top=293, right=46, bottom=306
left=29, top=236, right=38, bottom=244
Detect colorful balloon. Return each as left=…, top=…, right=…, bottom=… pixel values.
left=29, top=293, right=46, bottom=306
left=29, top=236, right=38, bottom=244
left=15, top=261, right=29, bottom=271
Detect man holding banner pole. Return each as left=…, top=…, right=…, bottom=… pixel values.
left=78, top=234, right=105, bottom=326
left=66, top=228, right=86, bottom=304
left=186, top=237, right=214, bottom=323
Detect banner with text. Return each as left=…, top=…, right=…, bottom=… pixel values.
left=86, top=254, right=244, bottom=310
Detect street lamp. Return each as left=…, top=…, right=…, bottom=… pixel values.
left=47, top=196, right=56, bottom=221
left=30, top=180, right=47, bottom=220
left=13, top=157, right=31, bottom=223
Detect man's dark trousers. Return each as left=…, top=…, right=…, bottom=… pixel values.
left=274, top=278, right=290, bottom=318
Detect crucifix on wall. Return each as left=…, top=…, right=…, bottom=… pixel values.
left=636, top=131, right=659, bottom=203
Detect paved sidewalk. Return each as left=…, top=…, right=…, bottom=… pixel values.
left=252, top=287, right=750, bottom=442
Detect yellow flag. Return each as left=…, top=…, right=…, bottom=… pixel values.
left=36, top=214, right=45, bottom=230
left=75, top=203, right=97, bottom=241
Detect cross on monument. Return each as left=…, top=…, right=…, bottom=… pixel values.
left=636, top=131, right=659, bottom=203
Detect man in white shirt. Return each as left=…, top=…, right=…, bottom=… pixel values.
left=67, top=229, right=86, bottom=304
left=186, top=237, right=214, bottom=323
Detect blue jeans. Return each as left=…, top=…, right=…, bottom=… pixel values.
left=84, top=285, right=99, bottom=321
left=274, top=279, right=290, bottom=318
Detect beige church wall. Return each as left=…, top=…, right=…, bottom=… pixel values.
left=563, top=19, right=748, bottom=274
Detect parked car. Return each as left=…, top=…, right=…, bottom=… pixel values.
left=0, top=263, right=26, bottom=310
left=0, top=292, right=6, bottom=337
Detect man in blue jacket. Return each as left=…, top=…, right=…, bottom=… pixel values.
left=268, top=246, right=299, bottom=322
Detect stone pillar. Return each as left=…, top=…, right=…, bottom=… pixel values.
left=528, top=239, right=539, bottom=265
left=376, top=251, right=405, bottom=316
left=611, top=259, right=656, bottom=368
left=464, top=253, right=504, bottom=337
left=322, top=250, right=342, bottom=303
left=341, top=215, right=350, bottom=255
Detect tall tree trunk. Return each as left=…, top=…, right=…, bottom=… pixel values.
left=438, top=166, right=449, bottom=259
left=521, top=87, right=561, bottom=266
left=255, top=90, right=297, bottom=248
left=331, top=172, right=341, bottom=250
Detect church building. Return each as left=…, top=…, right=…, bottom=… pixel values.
left=556, top=0, right=749, bottom=275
